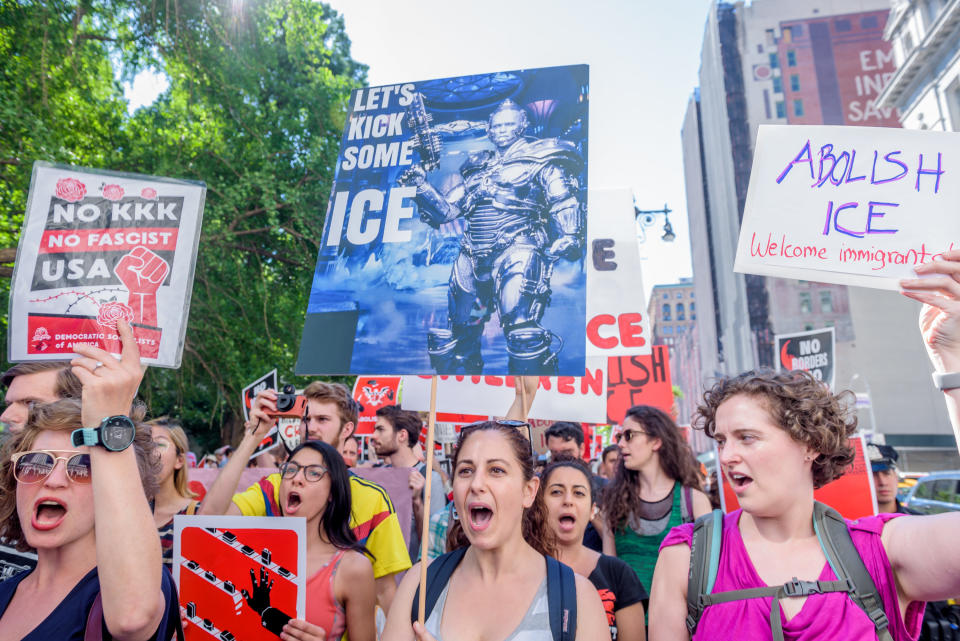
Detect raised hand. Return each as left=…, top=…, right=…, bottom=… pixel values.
left=901, top=249, right=960, bottom=372
left=241, top=566, right=275, bottom=615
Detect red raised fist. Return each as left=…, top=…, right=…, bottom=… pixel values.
left=115, top=247, right=169, bottom=327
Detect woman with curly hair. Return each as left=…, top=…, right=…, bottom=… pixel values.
left=650, top=362, right=960, bottom=639
left=382, top=421, right=610, bottom=641
left=601, top=405, right=711, bottom=605
left=149, top=417, right=201, bottom=567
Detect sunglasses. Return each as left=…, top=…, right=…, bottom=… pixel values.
left=616, top=428, right=649, bottom=443
left=461, top=419, right=534, bottom=457
left=279, top=461, right=328, bottom=482
left=11, top=450, right=92, bottom=484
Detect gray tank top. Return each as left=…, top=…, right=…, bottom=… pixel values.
left=424, top=576, right=552, bottom=640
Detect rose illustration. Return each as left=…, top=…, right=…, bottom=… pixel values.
left=55, top=177, right=87, bottom=203
left=96, top=301, right=135, bottom=330
left=103, top=184, right=124, bottom=201
left=141, top=187, right=157, bottom=199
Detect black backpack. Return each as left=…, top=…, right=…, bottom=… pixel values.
left=686, top=501, right=894, bottom=641
left=919, top=600, right=960, bottom=641
left=411, top=546, right=577, bottom=641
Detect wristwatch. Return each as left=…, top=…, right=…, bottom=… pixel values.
left=932, top=371, right=960, bottom=391
left=71, top=415, right=136, bottom=451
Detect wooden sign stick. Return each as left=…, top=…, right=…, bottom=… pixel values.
left=417, top=375, right=439, bottom=626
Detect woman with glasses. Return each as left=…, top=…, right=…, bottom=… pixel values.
left=601, top=405, right=711, bottom=606
left=273, top=440, right=376, bottom=641
left=149, top=417, right=201, bottom=567
left=382, top=420, right=610, bottom=641
left=0, top=321, right=177, bottom=641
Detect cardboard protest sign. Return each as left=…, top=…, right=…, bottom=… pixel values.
left=242, top=369, right=278, bottom=422
left=401, top=356, right=608, bottom=423
left=352, top=376, right=401, bottom=435
left=0, top=541, right=36, bottom=582
left=173, top=515, right=306, bottom=641
left=719, top=436, right=876, bottom=519
left=775, top=327, right=836, bottom=389
left=734, top=125, right=959, bottom=290
left=10, top=162, right=205, bottom=367
left=350, top=467, right=415, bottom=553
left=189, top=468, right=282, bottom=497
left=586, top=189, right=652, bottom=357
left=606, top=347, right=673, bottom=425
left=297, top=65, right=590, bottom=376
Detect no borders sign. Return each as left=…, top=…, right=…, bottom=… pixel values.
left=774, top=327, right=835, bottom=389
left=10, top=162, right=206, bottom=367
left=241, top=369, right=278, bottom=422
left=734, top=125, right=959, bottom=290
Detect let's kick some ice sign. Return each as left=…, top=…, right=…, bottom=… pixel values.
left=8, top=162, right=206, bottom=367
left=734, top=125, right=959, bottom=289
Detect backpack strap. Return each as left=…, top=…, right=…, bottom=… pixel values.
left=686, top=509, right=723, bottom=636
left=682, top=486, right=694, bottom=524
left=546, top=556, right=577, bottom=641
left=84, top=592, right=104, bottom=641
left=184, top=500, right=199, bottom=516
left=411, top=546, right=468, bottom=624
left=812, top=501, right=894, bottom=641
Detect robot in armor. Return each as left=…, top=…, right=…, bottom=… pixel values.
left=399, top=99, right=585, bottom=374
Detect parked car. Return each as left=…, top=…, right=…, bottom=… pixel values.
left=902, top=471, right=960, bottom=514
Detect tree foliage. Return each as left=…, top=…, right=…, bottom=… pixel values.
left=0, top=0, right=365, bottom=448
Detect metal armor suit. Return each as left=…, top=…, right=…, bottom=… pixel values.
left=405, top=100, right=584, bottom=374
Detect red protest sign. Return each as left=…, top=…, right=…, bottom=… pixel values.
left=351, top=376, right=400, bottom=435
left=606, top=346, right=673, bottom=424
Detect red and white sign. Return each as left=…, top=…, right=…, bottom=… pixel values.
left=351, top=376, right=401, bottom=435
left=173, top=515, right=306, bottom=641
left=10, top=162, right=206, bottom=367
left=606, top=347, right=674, bottom=424
left=586, top=190, right=651, bottom=357
left=718, top=435, right=877, bottom=520
left=241, top=369, right=278, bottom=423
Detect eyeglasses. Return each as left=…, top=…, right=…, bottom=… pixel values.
left=11, top=450, right=92, bottom=484
left=461, top=419, right=534, bottom=457
left=616, top=429, right=649, bottom=444
left=279, top=461, right=328, bottom=482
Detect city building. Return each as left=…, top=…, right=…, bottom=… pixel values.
left=647, top=278, right=697, bottom=348
left=875, top=0, right=960, bottom=131
left=683, top=0, right=957, bottom=469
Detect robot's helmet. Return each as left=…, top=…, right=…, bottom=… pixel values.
left=487, top=99, right=528, bottom=146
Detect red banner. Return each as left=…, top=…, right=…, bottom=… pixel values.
left=606, top=346, right=673, bottom=424
left=39, top=227, right=179, bottom=254
left=27, top=313, right=161, bottom=358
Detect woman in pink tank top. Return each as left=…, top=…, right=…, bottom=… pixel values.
left=276, top=440, right=377, bottom=641
left=648, top=255, right=960, bottom=641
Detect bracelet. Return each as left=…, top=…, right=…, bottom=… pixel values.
left=932, top=371, right=960, bottom=391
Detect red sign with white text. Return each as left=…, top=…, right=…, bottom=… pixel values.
left=27, top=313, right=161, bottom=358
left=606, top=346, right=673, bottom=424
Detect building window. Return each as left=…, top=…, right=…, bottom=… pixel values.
left=805, top=323, right=815, bottom=331
left=662, top=293, right=669, bottom=299
left=772, top=76, right=782, bottom=93
left=765, top=29, right=776, bottom=46
left=691, top=302, right=696, bottom=320
left=834, top=19, right=852, bottom=32
left=677, top=292, right=684, bottom=299
left=663, top=326, right=674, bottom=335
left=820, top=291, right=834, bottom=313
left=800, top=292, right=812, bottom=314
left=793, top=99, right=804, bottom=117
left=791, top=24, right=803, bottom=37
left=776, top=101, right=786, bottom=118
left=677, top=304, right=685, bottom=321
left=769, top=52, right=779, bottom=69
left=662, top=304, right=671, bottom=321
left=790, top=74, right=800, bottom=91
left=757, top=44, right=764, bottom=54
left=861, top=15, right=879, bottom=29
left=787, top=50, right=797, bottom=67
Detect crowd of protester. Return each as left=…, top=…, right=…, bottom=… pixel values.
left=2, top=257, right=960, bottom=640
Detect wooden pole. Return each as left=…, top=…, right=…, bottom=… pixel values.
left=417, top=375, right=439, bottom=626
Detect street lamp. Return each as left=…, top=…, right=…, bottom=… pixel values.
left=634, top=202, right=676, bottom=243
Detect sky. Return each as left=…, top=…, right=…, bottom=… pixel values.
left=127, top=0, right=715, bottom=300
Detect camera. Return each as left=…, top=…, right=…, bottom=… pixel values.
left=266, top=384, right=307, bottom=418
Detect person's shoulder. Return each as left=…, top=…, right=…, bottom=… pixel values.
left=597, top=552, right=634, bottom=575
left=847, top=511, right=905, bottom=536
left=339, top=549, right=375, bottom=580
left=349, top=473, right=394, bottom=509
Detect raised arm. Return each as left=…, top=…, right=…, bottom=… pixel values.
left=199, top=389, right=278, bottom=515
left=882, top=512, right=960, bottom=604
left=505, top=376, right=539, bottom=422
left=72, top=320, right=165, bottom=641
left=647, top=543, right=692, bottom=641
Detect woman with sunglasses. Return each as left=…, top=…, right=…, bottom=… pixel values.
left=0, top=321, right=177, bottom=641
left=149, top=417, right=201, bottom=567
left=601, top=406, right=711, bottom=604
left=540, top=456, right=647, bottom=641
left=382, top=420, right=610, bottom=641
left=272, top=440, right=376, bottom=641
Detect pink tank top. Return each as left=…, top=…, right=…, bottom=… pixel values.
left=305, top=550, right=347, bottom=640
left=660, top=510, right=925, bottom=641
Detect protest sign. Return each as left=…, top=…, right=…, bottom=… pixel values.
left=718, top=436, right=876, bottom=519
left=586, top=189, right=651, bottom=357
left=774, top=327, right=836, bottom=389
left=352, top=376, right=401, bottom=435
left=173, top=515, right=306, bottom=641
left=297, top=65, right=590, bottom=376
left=350, top=467, right=415, bottom=553
left=734, top=125, right=959, bottom=290
left=241, top=369, right=278, bottom=422
left=607, top=347, right=673, bottom=425
left=9, top=162, right=205, bottom=367
left=0, top=541, right=36, bottom=582
left=401, top=356, right=608, bottom=423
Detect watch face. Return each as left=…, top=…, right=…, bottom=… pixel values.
left=101, top=416, right=135, bottom=451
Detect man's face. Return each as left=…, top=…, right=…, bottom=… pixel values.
left=371, top=418, right=400, bottom=457
left=873, top=467, right=899, bottom=507
left=340, top=439, right=359, bottom=468
left=2, top=370, right=60, bottom=433
left=301, top=400, right=352, bottom=449
left=488, top=110, right=524, bottom=148
left=600, top=450, right=620, bottom=479
left=546, top=435, right=581, bottom=460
